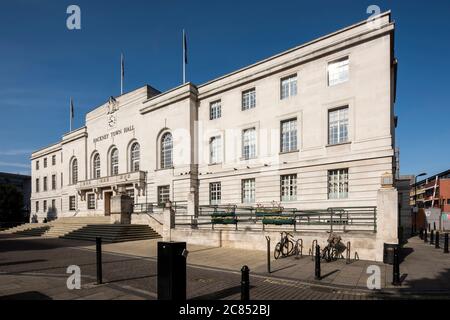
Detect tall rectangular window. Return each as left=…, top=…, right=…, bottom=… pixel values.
left=328, top=169, right=349, bottom=199
left=328, top=107, right=349, bottom=145
left=158, top=185, right=170, bottom=205
left=280, top=74, right=297, bottom=100
left=209, top=136, right=222, bottom=164
left=69, top=196, right=76, bottom=211
left=209, top=182, right=221, bottom=205
left=36, top=161, right=39, bottom=170
left=36, top=178, right=40, bottom=193
left=242, top=178, right=256, bottom=204
left=52, top=199, right=56, bottom=210
left=281, top=174, right=297, bottom=201
left=87, top=194, right=96, bottom=209
left=242, top=128, right=256, bottom=160
left=43, top=177, right=47, bottom=191
left=43, top=200, right=47, bottom=212
left=36, top=201, right=39, bottom=212
left=328, top=57, right=349, bottom=86
left=51, top=174, right=56, bottom=190
left=242, top=88, right=256, bottom=110
left=52, top=155, right=56, bottom=166
left=44, top=158, right=47, bottom=168
left=281, top=118, right=298, bottom=153
left=209, top=100, right=221, bottom=120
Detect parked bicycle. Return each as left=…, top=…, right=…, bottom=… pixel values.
left=274, top=231, right=295, bottom=259
left=321, top=232, right=347, bottom=262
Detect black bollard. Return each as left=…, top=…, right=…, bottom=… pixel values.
left=419, top=228, right=423, bottom=240
left=265, top=236, right=271, bottom=273
left=435, top=232, right=440, bottom=249
left=424, top=229, right=428, bottom=243
left=241, top=265, right=250, bottom=301
left=430, top=230, right=434, bottom=245
left=392, top=246, right=401, bottom=286
left=314, top=245, right=321, bottom=280
left=96, top=237, right=102, bottom=285
left=428, top=223, right=431, bottom=232
left=444, top=233, right=449, bottom=254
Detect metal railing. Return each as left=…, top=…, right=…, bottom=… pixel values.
left=174, top=205, right=377, bottom=233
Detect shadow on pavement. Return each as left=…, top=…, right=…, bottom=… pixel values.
left=0, top=291, right=53, bottom=300
left=190, top=285, right=254, bottom=300
left=0, top=259, right=47, bottom=267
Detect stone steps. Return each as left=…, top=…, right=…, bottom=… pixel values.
left=1, top=216, right=161, bottom=243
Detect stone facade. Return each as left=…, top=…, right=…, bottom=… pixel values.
left=30, top=12, right=399, bottom=259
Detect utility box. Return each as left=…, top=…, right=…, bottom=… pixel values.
left=157, top=241, right=187, bottom=300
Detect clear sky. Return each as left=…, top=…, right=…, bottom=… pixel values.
left=0, top=0, right=449, bottom=179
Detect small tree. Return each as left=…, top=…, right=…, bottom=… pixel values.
left=0, top=184, right=24, bottom=223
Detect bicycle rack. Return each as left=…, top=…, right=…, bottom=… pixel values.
left=311, top=239, right=318, bottom=261
left=354, top=252, right=359, bottom=261
left=346, top=241, right=351, bottom=264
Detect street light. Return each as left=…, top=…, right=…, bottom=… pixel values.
left=413, top=172, right=427, bottom=235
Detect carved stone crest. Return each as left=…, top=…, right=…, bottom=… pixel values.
left=107, top=96, right=119, bottom=114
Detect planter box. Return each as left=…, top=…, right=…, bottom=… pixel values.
left=211, top=217, right=237, bottom=224
left=262, top=217, right=295, bottom=225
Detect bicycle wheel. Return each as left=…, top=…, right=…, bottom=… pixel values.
left=274, top=243, right=282, bottom=260
left=282, top=240, right=294, bottom=256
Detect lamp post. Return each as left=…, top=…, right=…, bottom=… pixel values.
left=413, top=172, right=427, bottom=235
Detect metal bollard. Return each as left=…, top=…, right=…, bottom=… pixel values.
left=428, top=223, right=431, bottom=232
left=419, top=228, right=423, bottom=240
left=314, top=245, right=321, bottom=280
left=392, top=246, right=401, bottom=286
left=430, top=230, right=434, bottom=245
left=241, top=265, right=250, bottom=301
left=96, top=237, right=103, bottom=285
left=265, top=236, right=271, bottom=273
left=424, top=229, right=428, bottom=243
left=435, top=232, right=440, bottom=249
left=311, top=240, right=317, bottom=261
left=444, top=233, right=449, bottom=254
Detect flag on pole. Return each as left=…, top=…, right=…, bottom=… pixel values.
left=70, top=97, right=74, bottom=131
left=121, top=53, right=124, bottom=95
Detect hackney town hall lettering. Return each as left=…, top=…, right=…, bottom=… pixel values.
left=93, top=125, right=135, bottom=144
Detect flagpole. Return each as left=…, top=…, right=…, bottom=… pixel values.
left=182, top=29, right=186, bottom=84
left=69, top=97, right=73, bottom=132
left=120, top=53, right=124, bottom=95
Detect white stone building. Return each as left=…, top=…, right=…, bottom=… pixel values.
left=30, top=12, right=399, bottom=260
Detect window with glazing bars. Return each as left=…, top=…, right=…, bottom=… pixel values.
left=242, top=178, right=255, bottom=203
left=328, top=57, right=349, bottom=86
left=87, top=194, right=96, bottom=209
left=158, top=185, right=170, bottom=205
left=242, top=88, right=256, bottom=110
left=281, top=118, right=297, bottom=152
left=328, top=107, right=348, bottom=145
left=280, top=74, right=297, bottom=100
left=161, top=133, right=173, bottom=168
left=209, top=136, right=222, bottom=164
left=328, top=169, right=349, bottom=199
left=242, top=128, right=256, bottom=160
left=281, top=174, right=297, bottom=201
left=209, top=182, right=221, bottom=205
left=210, top=100, right=221, bottom=120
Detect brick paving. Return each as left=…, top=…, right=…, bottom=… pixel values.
left=0, top=233, right=449, bottom=300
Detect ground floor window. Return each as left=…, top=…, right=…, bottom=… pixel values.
left=87, top=194, right=96, bottom=209
left=281, top=174, right=297, bottom=201
left=328, top=169, right=349, bottom=199
left=43, top=200, right=47, bottom=212
left=52, top=199, right=56, bottom=210
left=158, top=185, right=170, bottom=206
left=242, top=178, right=256, bottom=204
left=126, top=189, right=135, bottom=204
left=69, top=196, right=76, bottom=211
left=209, top=182, right=221, bottom=205
left=36, top=201, right=39, bottom=212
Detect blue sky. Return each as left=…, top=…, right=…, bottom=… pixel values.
left=0, top=0, right=449, bottom=179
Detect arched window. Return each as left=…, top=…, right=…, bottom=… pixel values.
left=161, top=132, right=173, bottom=169
left=110, top=148, right=119, bottom=175
left=93, top=153, right=101, bottom=179
left=130, top=142, right=140, bottom=172
left=71, top=158, right=78, bottom=184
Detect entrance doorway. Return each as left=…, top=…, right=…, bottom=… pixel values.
left=104, top=192, right=113, bottom=216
